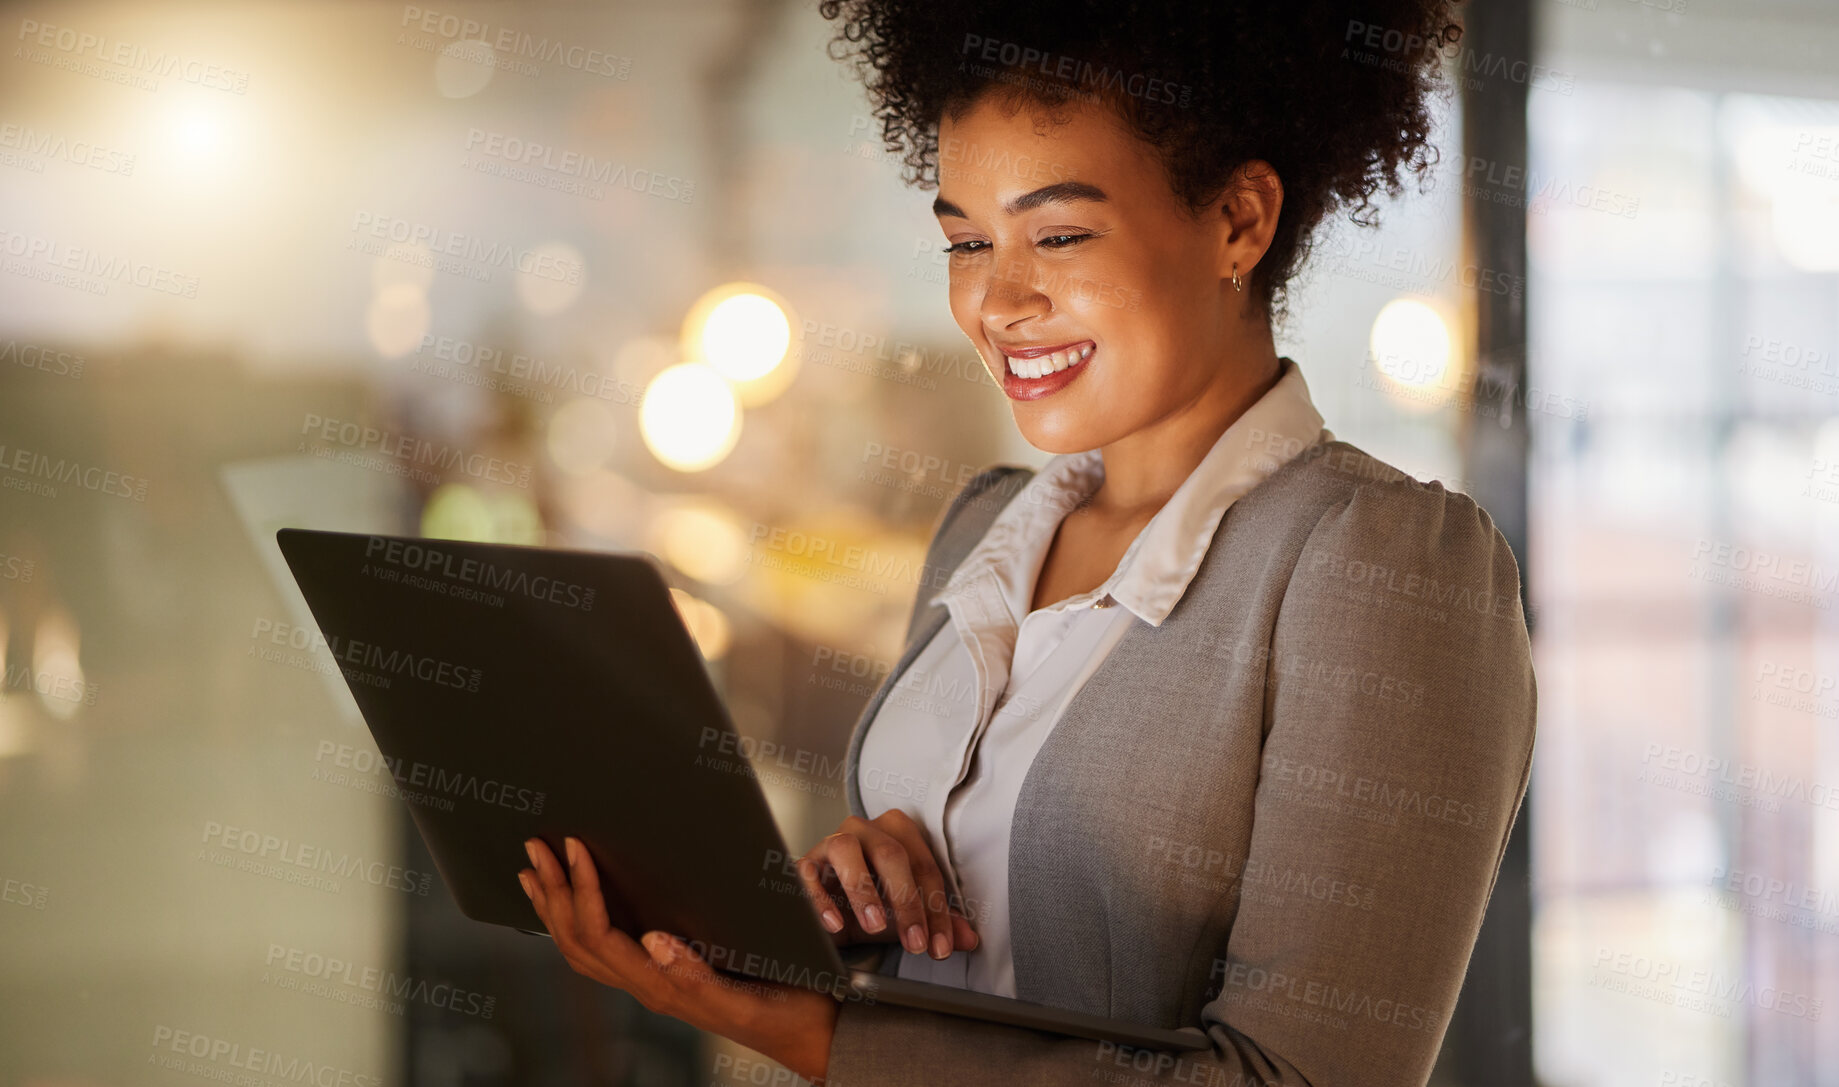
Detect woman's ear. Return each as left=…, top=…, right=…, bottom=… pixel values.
left=1215, top=159, right=1284, bottom=284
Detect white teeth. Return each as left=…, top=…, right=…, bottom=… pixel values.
left=1005, top=344, right=1093, bottom=379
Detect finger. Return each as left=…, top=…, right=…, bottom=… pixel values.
left=879, top=820, right=955, bottom=959
left=855, top=830, right=930, bottom=957
left=521, top=864, right=621, bottom=989
left=519, top=865, right=565, bottom=946
left=794, top=849, right=848, bottom=937
left=951, top=911, right=980, bottom=951
left=642, top=930, right=716, bottom=981
left=563, top=836, right=613, bottom=940
left=807, top=866, right=894, bottom=946
left=553, top=837, right=655, bottom=985
left=527, top=838, right=656, bottom=989
left=817, top=832, right=892, bottom=937
left=525, top=838, right=583, bottom=952
left=638, top=930, right=792, bottom=1028
left=571, top=916, right=657, bottom=987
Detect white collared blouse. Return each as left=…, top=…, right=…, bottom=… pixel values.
left=855, top=356, right=1333, bottom=997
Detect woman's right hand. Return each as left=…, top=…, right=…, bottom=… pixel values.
left=796, top=809, right=979, bottom=961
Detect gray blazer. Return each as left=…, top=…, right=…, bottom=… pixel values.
left=828, top=439, right=1537, bottom=1087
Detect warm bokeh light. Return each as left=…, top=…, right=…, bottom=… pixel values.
left=649, top=500, right=749, bottom=585
left=639, top=363, right=741, bottom=472
left=148, top=95, right=246, bottom=196
left=728, top=506, right=924, bottom=648
left=420, top=484, right=542, bottom=544
left=1772, top=192, right=1839, bottom=273
left=700, top=291, right=790, bottom=381
left=682, top=283, right=798, bottom=406
left=365, top=281, right=432, bottom=358
left=1367, top=297, right=1454, bottom=404
left=0, top=613, right=25, bottom=759
left=1735, top=123, right=1839, bottom=273
left=546, top=397, right=621, bottom=476
left=31, top=607, right=84, bottom=722
left=668, top=587, right=732, bottom=660
left=171, top=108, right=227, bottom=165
left=0, top=701, right=30, bottom=760
left=552, top=467, right=647, bottom=544
left=435, top=39, right=497, bottom=98
left=371, top=246, right=436, bottom=295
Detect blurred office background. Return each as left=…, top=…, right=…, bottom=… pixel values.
left=1, top=0, right=1836, bottom=1084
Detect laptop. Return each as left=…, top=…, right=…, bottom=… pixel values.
left=274, top=527, right=1210, bottom=1052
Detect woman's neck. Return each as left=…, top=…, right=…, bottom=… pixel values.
left=1085, top=340, right=1284, bottom=522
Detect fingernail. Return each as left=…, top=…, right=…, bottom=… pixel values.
left=565, top=837, right=579, bottom=867
left=904, top=924, right=925, bottom=953
left=864, top=904, right=885, bottom=932
left=518, top=872, right=532, bottom=897
left=821, top=909, right=843, bottom=933
left=932, top=932, right=951, bottom=959
left=524, top=840, right=538, bottom=866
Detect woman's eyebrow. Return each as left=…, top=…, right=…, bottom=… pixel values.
left=933, top=181, right=1110, bottom=220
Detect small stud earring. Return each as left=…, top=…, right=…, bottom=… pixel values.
left=1232, top=263, right=1243, bottom=293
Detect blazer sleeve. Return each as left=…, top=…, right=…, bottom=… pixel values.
left=823, top=477, right=1538, bottom=1086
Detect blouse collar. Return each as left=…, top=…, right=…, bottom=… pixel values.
left=933, top=356, right=1330, bottom=628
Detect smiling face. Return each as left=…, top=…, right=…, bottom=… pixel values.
left=934, top=92, right=1275, bottom=455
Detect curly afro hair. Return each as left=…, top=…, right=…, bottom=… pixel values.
left=818, top=0, right=1461, bottom=326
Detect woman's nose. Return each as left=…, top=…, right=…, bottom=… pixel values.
left=977, top=259, right=1052, bottom=326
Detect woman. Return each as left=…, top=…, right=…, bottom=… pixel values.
left=517, top=0, right=1537, bottom=1083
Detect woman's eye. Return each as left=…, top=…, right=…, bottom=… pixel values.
left=942, top=235, right=1092, bottom=255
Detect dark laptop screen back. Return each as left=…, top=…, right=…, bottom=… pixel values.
left=275, top=528, right=845, bottom=989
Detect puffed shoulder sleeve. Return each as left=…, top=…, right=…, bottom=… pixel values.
left=1220, top=476, right=1538, bottom=1084
left=824, top=476, right=1537, bottom=1087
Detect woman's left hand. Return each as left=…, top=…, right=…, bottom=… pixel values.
left=519, top=836, right=838, bottom=1082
